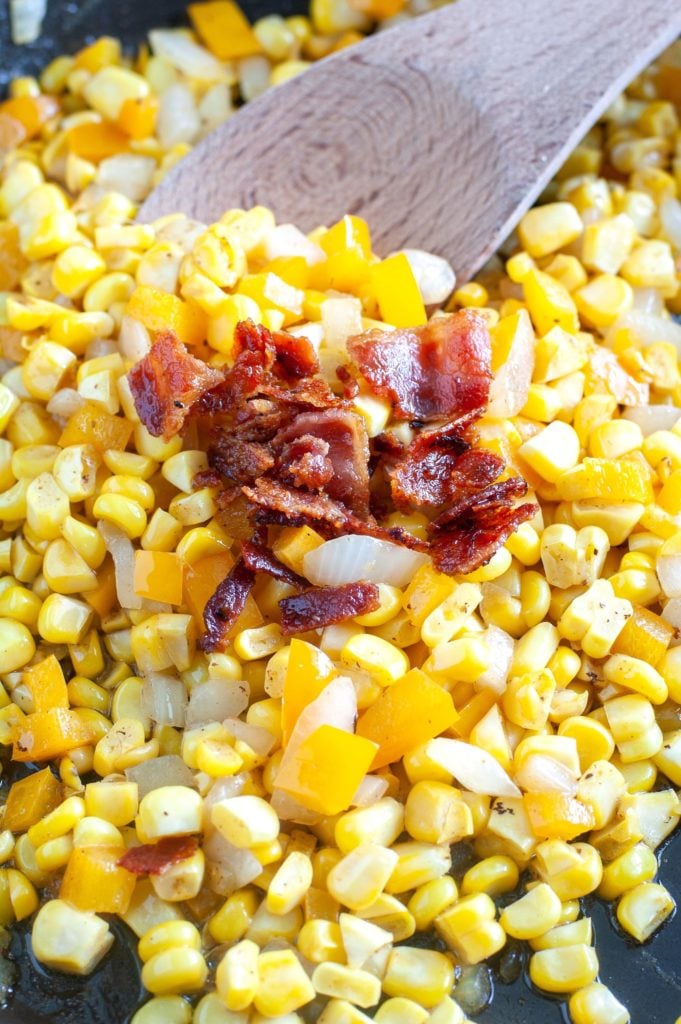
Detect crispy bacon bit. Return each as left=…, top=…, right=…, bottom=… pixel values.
left=347, top=310, right=491, bottom=422
left=243, top=478, right=357, bottom=536
left=200, top=557, right=255, bottom=653
left=118, top=836, right=198, bottom=876
left=209, top=437, right=275, bottom=483
left=280, top=582, right=380, bottom=634
left=430, top=477, right=537, bottom=575
left=241, top=539, right=307, bottom=588
left=128, top=331, right=222, bottom=440
left=336, top=363, right=360, bottom=399
left=278, top=434, right=334, bottom=490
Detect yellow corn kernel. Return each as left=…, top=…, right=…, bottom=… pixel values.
left=602, top=652, right=668, bottom=705
left=141, top=947, right=208, bottom=995
left=27, top=795, right=85, bottom=848
left=26, top=472, right=70, bottom=541
left=209, top=889, right=259, bottom=944
left=382, top=946, right=455, bottom=1008
left=598, top=842, right=658, bottom=901
left=93, top=493, right=147, bottom=539
left=341, top=634, right=409, bottom=686
left=499, top=883, right=562, bottom=940
left=136, top=785, right=202, bottom=842
left=234, top=623, right=284, bottom=662
left=568, top=982, right=630, bottom=1024
left=616, top=881, right=675, bottom=942
left=139, top=920, right=200, bottom=966
left=420, top=583, right=482, bottom=648
left=61, top=516, right=107, bottom=569
left=558, top=579, right=632, bottom=658
left=31, top=899, right=113, bottom=975
left=461, top=856, right=519, bottom=897
left=326, top=844, right=399, bottom=912
left=298, top=919, right=345, bottom=965
left=407, top=877, right=458, bottom=931
left=335, top=799, right=404, bottom=854
left=212, top=795, right=279, bottom=849
left=131, top=997, right=192, bottom=1024
left=518, top=202, right=583, bottom=258
left=404, top=782, right=473, bottom=845
left=215, top=938, right=259, bottom=1012
left=265, top=851, right=313, bottom=915
left=534, top=840, right=603, bottom=901
left=529, top=944, right=598, bottom=994
left=255, top=948, right=316, bottom=1015
left=435, top=893, right=505, bottom=965
left=38, top=593, right=93, bottom=645
left=35, top=835, right=73, bottom=871
left=311, top=962, right=380, bottom=1010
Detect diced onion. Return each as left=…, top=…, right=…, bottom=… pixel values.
left=185, top=679, right=249, bottom=728
left=476, top=626, right=514, bottom=694
left=660, top=197, right=681, bottom=250
left=204, top=774, right=249, bottom=817
left=149, top=29, right=227, bottom=81
left=608, top=310, right=681, bottom=354
left=320, top=296, right=363, bottom=347
left=125, top=755, right=195, bottom=797
left=203, top=831, right=262, bottom=895
left=351, top=775, right=389, bottom=807
left=276, top=675, right=357, bottom=783
left=99, top=520, right=142, bottom=610
left=223, top=717, right=276, bottom=756
left=46, top=388, right=85, bottom=420
left=632, top=287, right=665, bottom=315
left=515, top=754, right=578, bottom=796
left=198, top=83, right=233, bottom=137
left=97, top=155, right=156, bottom=203
left=238, top=55, right=271, bottom=102
left=271, top=789, right=324, bottom=824
left=662, top=598, right=681, bottom=644
left=141, top=673, right=187, bottom=727
left=657, top=552, right=681, bottom=599
left=10, top=0, right=46, bottom=43
left=157, top=84, right=201, bottom=149
left=623, top=404, right=681, bottom=435
left=426, top=738, right=521, bottom=797
left=304, top=535, right=429, bottom=588
left=392, top=248, right=456, bottom=306
left=264, top=224, right=325, bottom=266
left=487, top=309, right=535, bottom=418
left=119, top=315, right=152, bottom=363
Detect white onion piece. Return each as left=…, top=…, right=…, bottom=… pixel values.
left=475, top=626, right=514, bottom=694
left=660, top=197, right=681, bottom=249
left=119, top=315, right=152, bottom=363
left=238, top=55, right=271, bottom=101
left=265, top=224, right=325, bottom=266
left=149, top=29, right=226, bottom=80
left=271, top=789, right=324, bottom=824
left=126, top=754, right=195, bottom=797
left=141, top=673, right=187, bottom=727
left=84, top=337, right=117, bottom=360
left=185, top=679, right=249, bottom=728
left=223, top=717, right=276, bottom=755
left=157, top=84, right=201, bottom=148
left=198, top=83, right=233, bottom=137
left=657, top=552, right=681, bottom=599
left=46, top=388, right=85, bottom=420
left=426, top=738, right=521, bottom=797
left=623, top=404, right=681, bottom=435
left=391, top=248, right=456, bottom=306
left=351, top=775, right=389, bottom=807
left=203, top=831, right=261, bottom=895
left=608, top=310, right=681, bottom=354
left=304, top=535, right=429, bottom=588
left=204, top=773, right=249, bottom=819
left=10, top=0, right=46, bottom=43
left=276, top=675, right=357, bottom=784
left=99, top=520, right=142, bottom=610
left=487, top=309, right=535, bottom=418
left=632, top=287, right=665, bottom=315
left=589, top=346, right=648, bottom=406
left=97, top=154, right=156, bottom=202
left=320, top=296, right=363, bottom=347
left=662, top=598, right=681, bottom=644
left=515, top=754, right=578, bottom=796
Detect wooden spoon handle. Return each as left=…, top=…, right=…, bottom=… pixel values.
left=140, top=0, right=681, bottom=279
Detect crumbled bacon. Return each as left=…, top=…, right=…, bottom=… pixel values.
left=209, top=437, right=275, bottom=483
left=347, top=310, right=491, bottom=421
left=118, top=836, right=198, bottom=875
left=280, top=582, right=380, bottom=634
left=241, top=539, right=307, bottom=589
left=278, top=434, right=334, bottom=490
left=128, top=331, right=222, bottom=440
left=200, top=557, right=255, bottom=653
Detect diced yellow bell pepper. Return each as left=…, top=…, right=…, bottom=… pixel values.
left=84, top=557, right=118, bottom=618
left=74, top=36, right=121, bottom=71
left=319, top=215, right=372, bottom=259
left=356, top=668, right=458, bottom=769
left=67, top=122, right=129, bottom=163
left=237, top=273, right=304, bottom=326
left=184, top=551, right=263, bottom=636
left=60, top=846, right=136, bottom=913
left=134, top=550, right=184, bottom=605
left=370, top=254, right=427, bottom=328
left=116, top=95, right=159, bottom=139
left=449, top=689, right=498, bottom=740
left=275, top=724, right=378, bottom=814
left=523, top=268, right=579, bottom=335
left=126, top=285, right=207, bottom=347
left=23, top=655, right=69, bottom=713
left=612, top=604, right=674, bottom=667
left=557, top=458, right=654, bottom=504
left=0, top=95, right=60, bottom=139
left=3, top=767, right=64, bottom=833
left=59, top=402, right=133, bottom=453
left=264, top=256, right=310, bottom=290
left=524, top=793, right=595, bottom=841
left=188, top=1, right=263, bottom=59
left=13, top=708, right=96, bottom=762
left=281, top=637, right=336, bottom=745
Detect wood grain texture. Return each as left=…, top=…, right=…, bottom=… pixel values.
left=140, top=0, right=681, bottom=280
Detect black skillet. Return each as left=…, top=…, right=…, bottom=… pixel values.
left=1, top=2, right=681, bottom=1021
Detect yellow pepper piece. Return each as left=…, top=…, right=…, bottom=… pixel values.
left=60, top=846, right=136, bottom=913
left=23, top=655, right=69, bottom=712
left=67, top=122, right=129, bottom=163
left=557, top=458, right=654, bottom=504
left=126, top=286, right=207, bottom=347
left=189, top=1, right=263, bottom=59
left=524, top=793, right=596, bottom=841
left=281, top=637, right=336, bottom=745
left=612, top=604, right=673, bottom=667
left=59, top=402, right=133, bottom=454
left=13, top=708, right=96, bottom=762
left=370, top=254, right=427, bottom=328
left=134, top=550, right=184, bottom=606
left=116, top=95, right=159, bottom=139
left=275, top=724, right=378, bottom=815
left=183, top=550, right=263, bottom=638
left=356, top=669, right=457, bottom=770
left=3, top=767, right=63, bottom=833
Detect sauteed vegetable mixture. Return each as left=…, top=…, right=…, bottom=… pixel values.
left=1, top=6, right=681, bottom=1024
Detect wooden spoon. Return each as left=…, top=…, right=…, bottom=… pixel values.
left=140, top=0, right=681, bottom=281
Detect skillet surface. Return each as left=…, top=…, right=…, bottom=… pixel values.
left=0, top=2, right=680, bottom=1020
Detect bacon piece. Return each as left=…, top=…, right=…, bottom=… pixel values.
left=429, top=477, right=537, bottom=575
left=129, top=331, right=223, bottom=439
left=391, top=422, right=504, bottom=509
left=336, top=363, right=360, bottom=399
left=209, top=436, right=275, bottom=483
left=241, top=539, right=307, bottom=588
left=347, top=310, right=491, bottom=422
left=260, top=375, right=339, bottom=410
left=278, top=434, right=334, bottom=490
left=200, top=557, right=255, bottom=653
left=275, top=409, right=371, bottom=517
left=118, top=836, right=198, bottom=876
left=234, top=319, right=319, bottom=379
left=280, top=582, right=380, bottom=634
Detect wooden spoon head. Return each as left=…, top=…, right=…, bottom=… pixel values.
left=140, top=0, right=681, bottom=280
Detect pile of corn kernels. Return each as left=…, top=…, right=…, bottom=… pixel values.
left=1, top=5, right=681, bottom=1024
